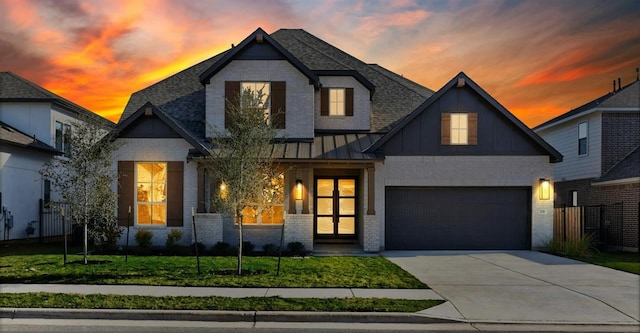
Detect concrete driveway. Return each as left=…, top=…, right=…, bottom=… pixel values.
left=383, top=251, right=640, bottom=325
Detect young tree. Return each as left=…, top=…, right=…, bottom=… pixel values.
left=203, top=87, right=281, bottom=274
left=40, top=114, right=122, bottom=264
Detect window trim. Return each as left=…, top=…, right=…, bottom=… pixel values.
left=135, top=162, right=168, bottom=227
left=328, top=88, right=346, bottom=116
left=578, top=121, right=588, bottom=156
left=55, top=120, right=71, bottom=156
left=450, top=113, right=469, bottom=145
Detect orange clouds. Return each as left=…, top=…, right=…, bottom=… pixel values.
left=1, top=0, right=638, bottom=126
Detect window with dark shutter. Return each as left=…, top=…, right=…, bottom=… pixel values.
left=321, top=88, right=329, bottom=116
left=321, top=87, right=354, bottom=117
left=271, top=81, right=286, bottom=129
left=225, top=81, right=240, bottom=128
left=441, top=113, right=451, bottom=145
left=117, top=161, right=134, bottom=227
left=345, top=88, right=354, bottom=116
left=167, top=161, right=184, bottom=227
left=468, top=113, right=478, bottom=145
left=441, top=112, right=477, bottom=145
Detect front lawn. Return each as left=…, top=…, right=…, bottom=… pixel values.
left=0, top=252, right=426, bottom=289
left=571, top=252, right=640, bottom=275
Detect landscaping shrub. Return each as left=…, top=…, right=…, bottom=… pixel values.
left=242, top=241, right=255, bottom=256
left=134, top=229, right=153, bottom=253
left=211, top=242, right=236, bottom=256
left=543, top=233, right=598, bottom=258
left=286, top=241, right=306, bottom=256
left=165, top=229, right=183, bottom=249
left=192, top=242, right=206, bottom=255
left=263, top=243, right=279, bottom=256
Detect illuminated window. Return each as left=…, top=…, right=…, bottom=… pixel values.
left=578, top=122, right=588, bottom=156
left=55, top=121, right=71, bottom=156
left=241, top=82, right=271, bottom=124
left=136, top=163, right=167, bottom=225
left=451, top=113, right=468, bottom=145
left=238, top=172, right=285, bottom=225
left=329, top=88, right=345, bottom=116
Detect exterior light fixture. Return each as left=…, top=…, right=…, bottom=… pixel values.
left=219, top=182, right=228, bottom=199
left=539, top=178, right=551, bottom=200
left=295, top=179, right=303, bottom=200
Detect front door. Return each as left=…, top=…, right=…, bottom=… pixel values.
left=315, top=178, right=357, bottom=239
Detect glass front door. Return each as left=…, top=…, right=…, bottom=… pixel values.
left=315, top=178, right=356, bottom=238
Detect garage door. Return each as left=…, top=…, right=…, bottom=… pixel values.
left=385, top=187, right=531, bottom=250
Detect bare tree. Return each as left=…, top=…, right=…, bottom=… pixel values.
left=40, top=114, right=122, bottom=264
left=203, top=87, right=281, bottom=274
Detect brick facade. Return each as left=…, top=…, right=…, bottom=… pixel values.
left=601, top=113, right=640, bottom=174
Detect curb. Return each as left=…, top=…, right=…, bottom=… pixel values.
left=0, top=308, right=457, bottom=324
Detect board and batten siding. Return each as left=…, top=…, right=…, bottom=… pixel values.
left=537, top=113, right=602, bottom=181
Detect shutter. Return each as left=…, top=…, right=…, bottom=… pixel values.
left=271, top=81, right=286, bottom=129
left=197, top=166, right=205, bottom=213
left=345, top=88, right=354, bottom=116
left=167, top=161, right=184, bottom=227
left=320, top=88, right=329, bottom=116
left=441, top=113, right=451, bottom=145
left=117, top=161, right=134, bottom=227
left=225, top=81, right=240, bottom=128
left=468, top=113, right=478, bottom=145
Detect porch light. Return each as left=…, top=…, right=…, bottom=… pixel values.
left=539, top=178, right=551, bottom=200
left=219, top=182, right=228, bottom=199
left=295, top=179, right=303, bottom=200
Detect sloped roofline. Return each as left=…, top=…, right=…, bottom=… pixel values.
left=0, top=120, right=61, bottom=155
left=365, top=72, right=563, bottom=163
left=112, top=102, right=209, bottom=155
left=198, top=28, right=319, bottom=87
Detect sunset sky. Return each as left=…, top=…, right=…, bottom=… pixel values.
left=1, top=0, right=638, bottom=127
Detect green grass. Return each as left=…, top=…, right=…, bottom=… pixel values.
left=0, top=245, right=426, bottom=288
left=0, top=293, right=443, bottom=312
left=570, top=252, right=640, bottom=275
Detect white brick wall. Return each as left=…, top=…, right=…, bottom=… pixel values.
left=205, top=60, right=315, bottom=139
left=375, top=155, right=555, bottom=249
left=314, top=76, right=371, bottom=131
left=193, top=213, right=223, bottom=247
left=112, top=138, right=198, bottom=247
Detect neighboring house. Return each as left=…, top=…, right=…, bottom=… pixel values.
left=0, top=71, right=112, bottom=241
left=535, top=77, right=640, bottom=251
left=112, top=28, right=561, bottom=252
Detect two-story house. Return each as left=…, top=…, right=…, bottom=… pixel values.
left=0, top=71, right=113, bottom=241
left=112, top=28, right=561, bottom=252
left=535, top=76, right=640, bottom=251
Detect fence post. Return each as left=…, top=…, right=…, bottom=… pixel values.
left=562, top=204, right=566, bottom=243
left=39, top=199, right=43, bottom=244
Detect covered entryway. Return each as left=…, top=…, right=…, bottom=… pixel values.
left=385, top=187, right=531, bottom=250
left=315, top=178, right=357, bottom=240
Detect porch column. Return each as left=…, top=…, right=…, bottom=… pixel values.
left=301, top=168, right=311, bottom=214
left=288, top=168, right=297, bottom=214
left=367, top=167, right=375, bottom=215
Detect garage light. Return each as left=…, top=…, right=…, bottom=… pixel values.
left=539, top=178, right=551, bottom=200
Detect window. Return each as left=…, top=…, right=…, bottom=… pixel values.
left=241, top=82, right=271, bottom=124
left=136, top=163, right=167, bottom=225
left=570, top=190, right=578, bottom=206
left=55, top=121, right=71, bottom=155
left=451, top=113, right=468, bottom=145
left=238, top=172, right=285, bottom=225
left=578, top=122, right=588, bottom=155
left=225, top=81, right=285, bottom=129
left=329, top=88, right=345, bottom=116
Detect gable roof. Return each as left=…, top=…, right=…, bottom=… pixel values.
left=534, top=79, right=640, bottom=131
left=0, top=120, right=60, bottom=154
left=113, top=102, right=208, bottom=156
left=118, top=28, right=433, bottom=134
left=0, top=71, right=113, bottom=127
left=366, top=72, right=563, bottom=163
left=593, top=145, right=640, bottom=185
left=199, top=27, right=319, bottom=87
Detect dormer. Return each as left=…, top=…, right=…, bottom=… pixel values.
left=199, top=28, right=319, bottom=140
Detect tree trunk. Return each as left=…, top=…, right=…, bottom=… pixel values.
left=83, top=186, right=88, bottom=265
left=237, top=210, right=243, bottom=275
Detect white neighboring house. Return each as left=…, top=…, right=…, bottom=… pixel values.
left=0, top=71, right=113, bottom=241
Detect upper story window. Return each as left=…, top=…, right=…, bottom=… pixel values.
left=136, top=162, right=167, bottom=226
left=55, top=121, right=71, bottom=156
left=241, top=82, right=271, bottom=124
left=321, top=87, right=354, bottom=117
left=441, top=113, right=478, bottom=145
left=578, top=121, right=588, bottom=156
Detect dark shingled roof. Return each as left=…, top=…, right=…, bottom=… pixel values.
left=118, top=28, right=433, bottom=141
left=594, top=145, right=640, bottom=183
left=534, top=79, right=640, bottom=130
left=0, top=120, right=60, bottom=154
left=0, top=71, right=113, bottom=127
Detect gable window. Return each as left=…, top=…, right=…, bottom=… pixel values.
left=55, top=121, right=71, bottom=156
left=321, top=87, right=354, bottom=117
left=578, top=121, right=588, bottom=156
left=238, top=172, right=285, bottom=225
left=441, top=113, right=478, bottom=145
left=136, top=162, right=167, bottom=225
left=225, top=81, right=286, bottom=129
left=241, top=82, right=271, bottom=124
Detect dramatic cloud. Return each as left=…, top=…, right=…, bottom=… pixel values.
left=1, top=0, right=638, bottom=126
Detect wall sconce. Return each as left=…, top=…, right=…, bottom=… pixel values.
left=539, top=178, right=551, bottom=200
left=219, top=182, right=228, bottom=199
left=295, top=179, right=303, bottom=200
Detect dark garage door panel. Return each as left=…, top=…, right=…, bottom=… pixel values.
left=385, top=187, right=530, bottom=250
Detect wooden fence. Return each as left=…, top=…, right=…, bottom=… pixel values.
left=553, top=206, right=583, bottom=242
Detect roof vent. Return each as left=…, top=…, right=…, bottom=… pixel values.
left=618, top=77, right=621, bottom=90
left=256, top=33, right=264, bottom=44
left=144, top=107, right=153, bottom=116
left=613, top=80, right=617, bottom=92
left=456, top=77, right=465, bottom=87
